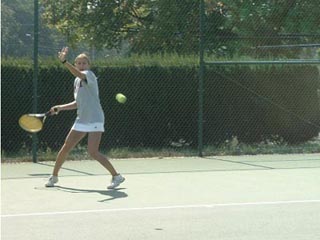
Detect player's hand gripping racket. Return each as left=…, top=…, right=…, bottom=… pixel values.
left=19, top=108, right=58, bottom=133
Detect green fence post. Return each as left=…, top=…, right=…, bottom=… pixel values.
left=32, top=0, right=39, bottom=163
left=198, top=0, right=205, bottom=157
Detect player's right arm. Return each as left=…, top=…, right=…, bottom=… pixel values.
left=50, top=101, right=77, bottom=114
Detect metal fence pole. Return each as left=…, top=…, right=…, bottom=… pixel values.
left=198, top=0, right=205, bottom=157
left=32, top=0, right=39, bottom=163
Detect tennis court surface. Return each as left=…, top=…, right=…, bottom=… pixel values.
left=2, top=154, right=320, bottom=240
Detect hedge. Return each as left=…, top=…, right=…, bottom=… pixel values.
left=1, top=63, right=319, bottom=152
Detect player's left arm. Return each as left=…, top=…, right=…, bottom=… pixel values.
left=63, top=62, right=87, bottom=80
left=58, top=47, right=86, bottom=80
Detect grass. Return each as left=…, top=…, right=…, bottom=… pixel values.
left=203, top=140, right=320, bottom=156
left=95, top=53, right=200, bottom=67
left=4, top=53, right=304, bottom=68
left=1, top=54, right=201, bottom=68
left=2, top=137, right=320, bottom=163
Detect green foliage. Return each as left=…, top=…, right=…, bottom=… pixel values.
left=2, top=61, right=319, bottom=153
left=130, top=0, right=201, bottom=54
left=37, top=0, right=320, bottom=56
left=1, top=0, right=66, bottom=57
left=221, top=0, right=320, bottom=34
left=40, top=0, right=153, bottom=49
left=94, top=53, right=200, bottom=67
left=2, top=137, right=320, bottom=161
left=204, top=65, right=320, bottom=144
left=219, top=0, right=320, bottom=57
left=2, top=54, right=200, bottom=68
left=3, top=0, right=320, bottom=58
left=1, top=0, right=33, bottom=56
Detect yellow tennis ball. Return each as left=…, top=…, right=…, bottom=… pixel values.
left=116, top=93, right=127, bottom=104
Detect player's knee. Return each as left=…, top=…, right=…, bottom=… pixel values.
left=88, top=148, right=99, bottom=158
left=60, top=143, right=73, bottom=154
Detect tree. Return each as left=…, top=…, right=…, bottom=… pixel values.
left=130, top=0, right=200, bottom=54
left=1, top=0, right=33, bottom=57
left=222, top=0, right=320, bottom=35
left=1, top=0, right=68, bottom=58
left=40, top=0, right=231, bottom=55
left=217, top=0, right=320, bottom=57
left=40, top=0, right=153, bottom=50
left=35, top=0, right=320, bottom=56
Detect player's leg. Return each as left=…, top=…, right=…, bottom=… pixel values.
left=87, top=132, right=125, bottom=189
left=45, top=130, right=86, bottom=187
left=87, top=132, right=118, bottom=175
left=53, top=130, right=87, bottom=175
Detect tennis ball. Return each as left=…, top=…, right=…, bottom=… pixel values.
left=116, top=93, right=127, bottom=104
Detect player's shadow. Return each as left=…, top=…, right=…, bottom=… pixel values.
left=56, top=186, right=128, bottom=202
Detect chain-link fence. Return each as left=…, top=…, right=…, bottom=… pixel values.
left=2, top=0, right=320, bottom=161
left=199, top=1, right=320, bottom=155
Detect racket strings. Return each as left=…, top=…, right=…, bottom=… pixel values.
left=19, top=115, right=44, bottom=132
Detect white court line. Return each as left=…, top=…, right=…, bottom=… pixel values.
left=2, top=199, right=320, bottom=218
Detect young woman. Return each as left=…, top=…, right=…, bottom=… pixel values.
left=45, top=47, right=125, bottom=189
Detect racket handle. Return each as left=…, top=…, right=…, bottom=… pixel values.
left=45, top=108, right=59, bottom=116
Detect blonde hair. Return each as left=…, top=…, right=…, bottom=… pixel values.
left=75, top=53, right=91, bottom=65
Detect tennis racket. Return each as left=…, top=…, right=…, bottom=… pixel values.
left=19, top=108, right=58, bottom=133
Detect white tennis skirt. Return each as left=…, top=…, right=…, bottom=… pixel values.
left=71, top=122, right=105, bottom=132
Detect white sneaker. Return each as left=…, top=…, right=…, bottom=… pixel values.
left=108, top=174, right=125, bottom=189
left=45, top=175, right=58, bottom=187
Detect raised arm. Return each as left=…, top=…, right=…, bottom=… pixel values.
left=58, top=47, right=86, bottom=80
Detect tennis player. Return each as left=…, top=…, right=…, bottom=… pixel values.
left=45, top=47, right=125, bottom=189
